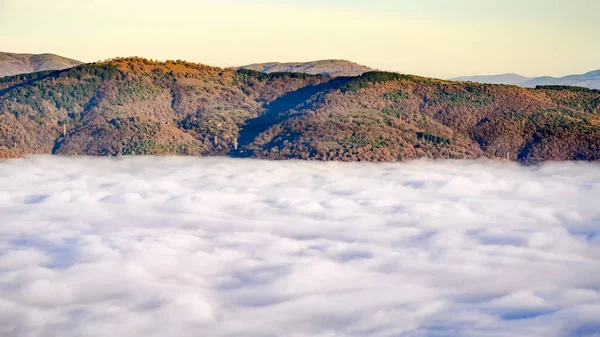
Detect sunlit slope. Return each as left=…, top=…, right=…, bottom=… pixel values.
left=1, top=57, right=599, bottom=162
left=0, top=52, right=82, bottom=77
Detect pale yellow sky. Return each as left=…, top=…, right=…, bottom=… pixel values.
left=1, top=0, right=598, bottom=78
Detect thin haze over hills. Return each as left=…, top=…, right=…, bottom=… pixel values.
left=0, top=52, right=82, bottom=77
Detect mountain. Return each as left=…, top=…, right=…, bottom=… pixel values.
left=0, top=52, right=83, bottom=77
left=238, top=59, right=373, bottom=77
left=452, top=73, right=531, bottom=86
left=0, top=57, right=599, bottom=162
left=453, top=70, right=600, bottom=89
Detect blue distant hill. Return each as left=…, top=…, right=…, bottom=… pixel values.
left=452, top=69, right=600, bottom=89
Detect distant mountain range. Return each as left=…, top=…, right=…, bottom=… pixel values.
left=1, top=57, right=599, bottom=162
left=3, top=53, right=599, bottom=91
left=237, top=59, right=373, bottom=77
left=453, top=70, right=600, bottom=89
left=0, top=52, right=83, bottom=77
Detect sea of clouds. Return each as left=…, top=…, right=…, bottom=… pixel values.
left=0, top=156, right=599, bottom=337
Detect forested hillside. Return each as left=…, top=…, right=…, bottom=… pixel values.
left=1, top=57, right=599, bottom=162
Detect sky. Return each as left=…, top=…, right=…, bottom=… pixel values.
left=1, top=156, right=600, bottom=336
left=0, top=0, right=599, bottom=78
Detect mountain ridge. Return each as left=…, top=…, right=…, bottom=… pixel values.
left=453, top=69, right=600, bottom=89
left=237, top=59, right=373, bottom=77
left=0, top=52, right=83, bottom=78
left=0, top=57, right=599, bottom=162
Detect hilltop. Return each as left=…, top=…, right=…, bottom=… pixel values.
left=238, top=59, right=373, bottom=77
left=0, top=57, right=599, bottom=162
left=0, top=52, right=82, bottom=78
left=453, top=69, right=600, bottom=90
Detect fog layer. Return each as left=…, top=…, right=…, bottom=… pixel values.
left=1, top=157, right=599, bottom=337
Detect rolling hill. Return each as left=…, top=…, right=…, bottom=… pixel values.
left=0, top=52, right=83, bottom=77
left=0, top=57, right=599, bottom=162
left=453, top=69, right=600, bottom=89
left=237, top=59, right=373, bottom=77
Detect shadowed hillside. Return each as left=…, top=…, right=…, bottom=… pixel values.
left=233, top=78, right=352, bottom=156
left=1, top=57, right=599, bottom=162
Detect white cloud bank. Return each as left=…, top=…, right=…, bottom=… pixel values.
left=0, top=156, right=600, bottom=337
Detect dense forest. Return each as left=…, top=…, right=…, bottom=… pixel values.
left=0, top=57, right=599, bottom=162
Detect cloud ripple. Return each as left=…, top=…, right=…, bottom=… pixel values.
left=0, top=156, right=599, bottom=337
